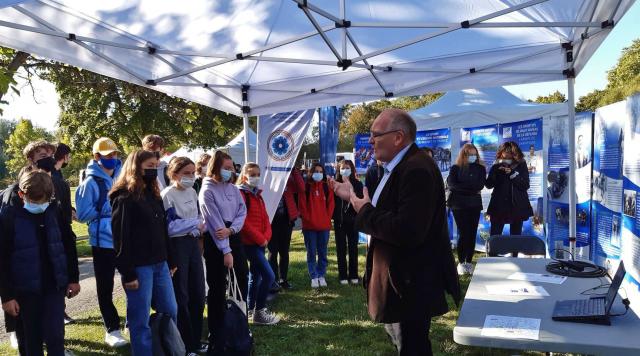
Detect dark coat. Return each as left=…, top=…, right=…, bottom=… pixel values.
left=446, top=163, right=486, bottom=210
left=485, top=160, right=533, bottom=223
left=355, top=144, right=461, bottom=323
left=333, top=178, right=363, bottom=226
left=364, top=162, right=383, bottom=196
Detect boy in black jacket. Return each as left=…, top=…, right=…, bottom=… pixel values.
left=0, top=171, right=80, bottom=356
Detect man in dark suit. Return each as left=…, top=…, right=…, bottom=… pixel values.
left=332, top=109, right=460, bottom=355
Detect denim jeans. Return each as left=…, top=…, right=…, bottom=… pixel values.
left=302, top=230, right=330, bottom=279
left=245, top=245, right=275, bottom=310
left=125, top=262, right=178, bottom=356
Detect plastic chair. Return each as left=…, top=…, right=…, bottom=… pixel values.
left=485, top=235, right=546, bottom=257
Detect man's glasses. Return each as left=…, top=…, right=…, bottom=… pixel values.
left=370, top=129, right=401, bottom=139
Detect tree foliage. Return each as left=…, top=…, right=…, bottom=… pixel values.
left=5, top=118, right=53, bottom=180
left=531, top=90, right=566, bottom=104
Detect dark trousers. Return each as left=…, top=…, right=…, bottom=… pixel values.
left=385, top=318, right=433, bottom=356
left=268, top=213, right=293, bottom=282
left=16, top=290, right=66, bottom=356
left=4, top=312, right=16, bottom=332
left=334, top=219, right=359, bottom=280
left=203, top=233, right=248, bottom=354
left=171, top=236, right=206, bottom=352
left=92, top=246, right=121, bottom=332
left=490, top=220, right=524, bottom=236
left=452, top=209, right=481, bottom=263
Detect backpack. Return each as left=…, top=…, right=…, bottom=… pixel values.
left=150, top=312, right=186, bottom=356
left=83, top=175, right=109, bottom=248
left=223, top=268, right=253, bottom=355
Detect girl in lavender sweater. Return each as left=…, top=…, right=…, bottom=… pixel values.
left=198, top=151, right=247, bottom=355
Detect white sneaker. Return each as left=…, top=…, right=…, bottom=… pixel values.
left=340, top=279, right=348, bottom=285
left=252, top=308, right=280, bottom=325
left=350, top=278, right=359, bottom=285
left=9, top=331, right=18, bottom=350
left=318, top=277, right=327, bottom=287
left=457, top=263, right=466, bottom=275
left=64, top=350, right=76, bottom=356
left=311, top=278, right=319, bottom=288
left=105, top=330, right=128, bottom=347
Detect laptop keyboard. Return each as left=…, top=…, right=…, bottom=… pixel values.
left=572, top=298, right=605, bottom=316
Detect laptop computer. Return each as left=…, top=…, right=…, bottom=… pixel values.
left=552, top=261, right=626, bottom=325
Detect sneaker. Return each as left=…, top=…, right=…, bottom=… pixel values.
left=464, top=262, right=474, bottom=275
left=105, top=330, right=128, bottom=347
left=269, top=281, right=281, bottom=294
left=197, top=342, right=209, bottom=353
left=318, top=277, right=327, bottom=287
left=311, top=278, right=319, bottom=288
left=340, top=279, right=349, bottom=285
left=457, top=263, right=466, bottom=275
left=252, top=308, right=280, bottom=325
left=279, top=279, right=292, bottom=289
left=64, top=312, right=75, bottom=325
left=9, top=332, right=18, bottom=350
left=350, top=278, right=359, bottom=285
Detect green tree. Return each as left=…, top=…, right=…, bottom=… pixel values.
left=5, top=118, right=53, bottom=179
left=531, top=90, right=566, bottom=104
left=607, top=39, right=640, bottom=89
left=0, top=118, right=16, bottom=184
left=576, top=89, right=605, bottom=112
left=0, top=48, right=29, bottom=114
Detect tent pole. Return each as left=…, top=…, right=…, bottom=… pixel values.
left=243, top=112, right=250, bottom=164
left=567, top=78, right=577, bottom=249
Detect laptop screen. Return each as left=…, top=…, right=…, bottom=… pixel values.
left=605, top=261, right=627, bottom=314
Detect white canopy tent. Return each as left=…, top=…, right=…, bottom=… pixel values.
left=162, top=128, right=257, bottom=165
left=0, top=0, right=636, bottom=239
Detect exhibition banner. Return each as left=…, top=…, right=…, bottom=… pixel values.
left=591, top=101, right=626, bottom=267
left=416, top=128, right=452, bottom=176
left=354, top=133, right=374, bottom=175
left=622, top=94, right=640, bottom=293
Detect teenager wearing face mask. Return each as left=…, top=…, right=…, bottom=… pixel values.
left=193, top=153, right=211, bottom=195
left=75, top=137, right=128, bottom=347
left=299, top=163, right=335, bottom=289
left=198, top=151, right=248, bottom=355
left=110, top=150, right=177, bottom=356
left=141, top=134, right=171, bottom=190
left=333, top=160, right=363, bottom=285
left=236, top=163, right=280, bottom=325
left=0, top=171, right=80, bottom=356
left=161, top=157, right=206, bottom=355
left=485, top=141, right=533, bottom=236
left=447, top=143, right=486, bottom=275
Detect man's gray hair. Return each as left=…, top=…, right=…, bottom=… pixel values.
left=386, top=109, right=417, bottom=142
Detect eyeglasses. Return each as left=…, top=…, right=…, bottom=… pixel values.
left=370, top=129, right=401, bottom=139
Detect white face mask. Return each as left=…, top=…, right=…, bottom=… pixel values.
left=468, top=155, right=477, bottom=164
left=340, top=168, right=351, bottom=177
left=501, top=159, right=513, bottom=165
left=247, top=176, right=261, bottom=187
left=179, top=176, right=195, bottom=188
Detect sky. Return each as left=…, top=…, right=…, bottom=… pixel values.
left=0, top=2, right=639, bottom=132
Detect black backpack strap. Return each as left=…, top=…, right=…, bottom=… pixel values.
left=240, top=189, right=251, bottom=212
left=93, top=176, right=108, bottom=248
left=323, top=182, right=329, bottom=207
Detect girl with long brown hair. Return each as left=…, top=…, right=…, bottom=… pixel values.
left=333, top=159, right=363, bottom=284
left=109, top=149, right=177, bottom=356
left=447, top=143, right=486, bottom=275
left=485, top=141, right=533, bottom=236
left=198, top=150, right=248, bottom=354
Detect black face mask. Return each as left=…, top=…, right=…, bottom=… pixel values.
left=143, top=168, right=158, bottom=184
left=36, top=157, right=56, bottom=172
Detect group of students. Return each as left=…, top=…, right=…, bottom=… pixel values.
left=445, top=140, right=534, bottom=275
left=0, top=133, right=366, bottom=356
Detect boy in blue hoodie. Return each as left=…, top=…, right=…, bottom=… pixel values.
left=75, top=137, right=127, bottom=348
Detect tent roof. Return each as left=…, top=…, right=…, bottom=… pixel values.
left=0, top=0, right=635, bottom=116
left=221, top=127, right=257, bottom=150
left=411, top=87, right=567, bottom=130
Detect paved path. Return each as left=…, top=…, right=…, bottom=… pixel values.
left=0, top=257, right=125, bottom=343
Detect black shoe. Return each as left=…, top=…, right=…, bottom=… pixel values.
left=269, top=282, right=281, bottom=294
left=64, top=313, right=75, bottom=325
left=280, top=280, right=292, bottom=289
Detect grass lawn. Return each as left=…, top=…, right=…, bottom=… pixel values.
left=0, top=230, right=558, bottom=355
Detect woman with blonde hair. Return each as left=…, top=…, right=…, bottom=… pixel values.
left=447, top=143, right=486, bottom=275
left=110, top=150, right=177, bottom=356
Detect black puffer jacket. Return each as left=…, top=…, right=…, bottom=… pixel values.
left=485, top=160, right=533, bottom=223
left=446, top=163, right=486, bottom=210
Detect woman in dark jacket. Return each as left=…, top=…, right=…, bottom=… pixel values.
left=447, top=143, right=486, bottom=275
left=333, top=160, right=363, bottom=285
left=110, top=150, right=177, bottom=356
left=485, top=141, right=533, bottom=236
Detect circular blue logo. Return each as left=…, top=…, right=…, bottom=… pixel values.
left=267, top=129, right=295, bottom=161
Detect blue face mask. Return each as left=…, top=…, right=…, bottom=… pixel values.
left=99, top=157, right=118, bottom=170
left=24, top=200, right=49, bottom=214
left=468, top=155, right=477, bottom=164
left=312, top=172, right=323, bottom=182
left=220, top=169, right=233, bottom=182
left=340, top=169, right=352, bottom=178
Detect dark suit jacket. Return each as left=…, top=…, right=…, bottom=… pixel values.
left=355, top=144, right=461, bottom=323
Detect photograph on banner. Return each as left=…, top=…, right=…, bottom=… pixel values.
left=416, top=128, right=452, bottom=176
left=354, top=133, right=374, bottom=175
left=622, top=94, right=640, bottom=292
left=544, top=113, right=594, bottom=259
left=257, top=110, right=315, bottom=221
left=460, top=124, right=500, bottom=251
left=592, top=101, right=626, bottom=267
left=500, top=118, right=544, bottom=239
